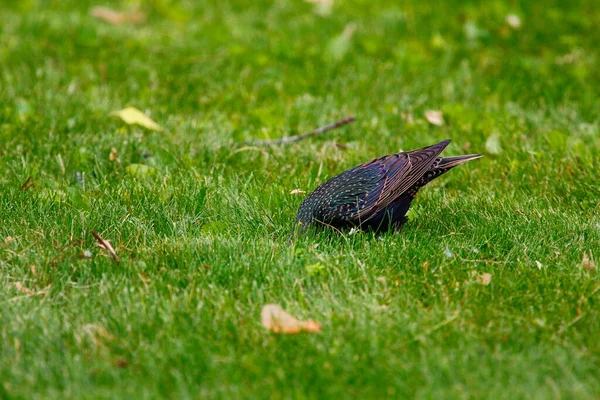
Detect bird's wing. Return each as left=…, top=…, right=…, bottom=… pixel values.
left=357, top=140, right=450, bottom=221
left=313, top=165, right=382, bottom=223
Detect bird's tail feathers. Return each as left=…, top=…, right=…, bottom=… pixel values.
left=438, top=154, right=483, bottom=169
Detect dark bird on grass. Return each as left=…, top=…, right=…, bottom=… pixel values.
left=295, top=139, right=481, bottom=233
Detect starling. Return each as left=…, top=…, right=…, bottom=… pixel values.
left=295, top=139, right=481, bottom=233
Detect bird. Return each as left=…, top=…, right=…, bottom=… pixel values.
left=295, top=139, right=481, bottom=233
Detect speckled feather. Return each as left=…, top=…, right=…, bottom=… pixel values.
left=295, top=139, right=482, bottom=232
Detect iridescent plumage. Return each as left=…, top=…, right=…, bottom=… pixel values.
left=295, top=140, right=481, bottom=232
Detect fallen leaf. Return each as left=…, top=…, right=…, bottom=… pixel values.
left=261, top=304, right=321, bottom=334
left=91, top=6, right=146, bottom=25
left=14, top=282, right=35, bottom=295
left=582, top=252, right=595, bottom=271
left=110, top=107, right=162, bottom=131
left=506, top=14, right=522, bottom=29
left=476, top=273, right=492, bottom=285
left=109, top=147, right=119, bottom=162
left=425, top=110, right=444, bottom=126
left=485, top=132, right=503, bottom=154
left=91, top=230, right=120, bottom=263
left=535, top=260, right=543, bottom=270
left=290, top=189, right=306, bottom=195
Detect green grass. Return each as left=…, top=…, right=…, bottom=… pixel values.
left=1, top=0, right=599, bottom=398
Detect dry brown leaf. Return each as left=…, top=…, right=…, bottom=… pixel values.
left=425, top=110, right=444, bottom=126
left=91, top=6, right=146, bottom=25
left=290, top=189, right=306, bottom=195
left=261, top=304, right=321, bottom=334
left=14, top=282, right=35, bottom=295
left=582, top=252, right=595, bottom=271
left=109, top=147, right=119, bottom=162
left=91, top=230, right=120, bottom=263
left=476, top=273, right=492, bottom=285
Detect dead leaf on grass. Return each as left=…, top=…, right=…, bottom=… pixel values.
left=110, top=107, right=162, bottom=131
left=424, top=110, right=444, bottom=126
left=261, top=304, right=321, bottom=334
left=476, top=272, right=492, bottom=285
left=290, top=189, right=306, bottom=195
left=91, top=6, right=146, bottom=25
left=582, top=252, right=595, bottom=271
left=91, top=230, right=120, bottom=263
left=14, top=282, right=35, bottom=295
left=109, top=147, right=119, bottom=162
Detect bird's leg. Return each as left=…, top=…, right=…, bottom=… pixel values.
left=392, top=221, right=405, bottom=234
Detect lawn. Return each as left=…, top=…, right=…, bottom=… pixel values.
left=1, top=0, right=599, bottom=398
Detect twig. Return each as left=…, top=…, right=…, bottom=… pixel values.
left=91, top=230, right=120, bottom=263
left=245, top=116, right=356, bottom=146
left=20, top=176, right=34, bottom=191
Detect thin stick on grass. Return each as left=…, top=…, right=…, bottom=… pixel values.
left=20, top=176, right=34, bottom=191
left=91, top=230, right=120, bottom=263
left=245, top=116, right=356, bottom=146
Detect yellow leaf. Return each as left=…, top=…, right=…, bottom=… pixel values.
left=261, top=304, right=321, bottom=334
left=290, top=189, right=306, bottom=195
left=110, top=107, right=162, bottom=131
